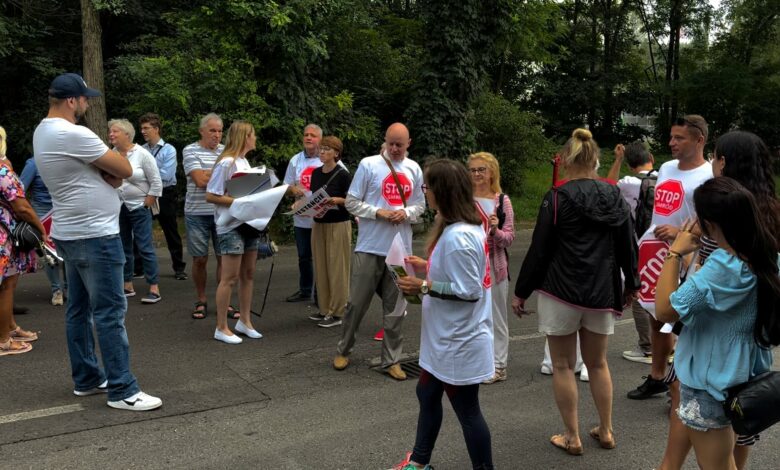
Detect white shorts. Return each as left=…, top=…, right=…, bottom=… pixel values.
left=537, top=293, right=615, bottom=336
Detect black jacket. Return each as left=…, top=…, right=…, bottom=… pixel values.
left=514, top=179, right=640, bottom=312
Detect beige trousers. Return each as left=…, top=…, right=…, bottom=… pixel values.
left=311, top=220, right=352, bottom=317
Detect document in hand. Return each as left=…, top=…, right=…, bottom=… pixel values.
left=475, top=197, right=495, bottom=217
left=284, top=187, right=331, bottom=218
left=226, top=166, right=280, bottom=198
left=40, top=210, right=63, bottom=263
left=218, top=184, right=289, bottom=231
left=385, top=232, right=421, bottom=309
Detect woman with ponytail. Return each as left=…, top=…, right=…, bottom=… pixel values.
left=513, top=128, right=639, bottom=455
left=655, top=177, right=779, bottom=470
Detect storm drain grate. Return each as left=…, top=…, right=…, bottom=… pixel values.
left=373, top=358, right=422, bottom=378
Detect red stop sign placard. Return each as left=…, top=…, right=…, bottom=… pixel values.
left=299, top=166, right=316, bottom=190
left=654, top=179, right=684, bottom=216
left=382, top=173, right=412, bottom=206
left=638, top=239, right=670, bottom=303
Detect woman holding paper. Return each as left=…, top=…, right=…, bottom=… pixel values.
left=309, top=136, right=352, bottom=328
left=206, top=121, right=262, bottom=344
left=392, top=159, right=494, bottom=470
left=468, top=152, right=515, bottom=384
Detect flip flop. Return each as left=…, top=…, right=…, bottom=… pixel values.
left=550, top=434, right=583, bottom=456
left=228, top=305, right=240, bottom=319
left=192, top=301, right=207, bottom=319
left=589, top=427, right=616, bottom=449
left=10, top=327, right=38, bottom=342
left=0, top=339, right=33, bottom=356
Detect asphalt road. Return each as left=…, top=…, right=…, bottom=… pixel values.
left=2, top=230, right=778, bottom=470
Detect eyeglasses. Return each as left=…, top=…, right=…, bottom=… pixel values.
left=320, top=146, right=332, bottom=151
left=421, top=184, right=428, bottom=193
left=469, top=167, right=487, bottom=175
left=673, top=117, right=706, bottom=138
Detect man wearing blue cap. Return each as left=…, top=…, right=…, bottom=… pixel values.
left=33, top=73, right=162, bottom=411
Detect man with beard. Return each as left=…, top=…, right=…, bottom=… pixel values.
left=34, top=73, right=162, bottom=411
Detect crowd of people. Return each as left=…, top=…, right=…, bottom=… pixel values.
left=1, top=73, right=779, bottom=470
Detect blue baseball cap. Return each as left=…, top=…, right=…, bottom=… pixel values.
left=48, top=73, right=101, bottom=99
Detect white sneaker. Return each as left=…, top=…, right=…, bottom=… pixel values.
left=214, top=329, right=242, bottom=344
left=540, top=364, right=553, bottom=375
left=623, top=349, right=653, bottom=364
left=107, top=391, right=162, bottom=411
left=579, top=365, right=589, bottom=382
left=73, top=379, right=108, bottom=397
left=235, top=320, right=263, bottom=339
left=52, top=290, right=64, bottom=306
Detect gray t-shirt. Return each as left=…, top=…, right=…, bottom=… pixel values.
left=183, top=142, right=224, bottom=215
left=33, top=117, right=118, bottom=240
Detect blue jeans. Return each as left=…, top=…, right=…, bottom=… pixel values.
left=119, top=205, right=159, bottom=284
left=31, top=201, right=65, bottom=293
left=55, top=235, right=140, bottom=401
left=294, top=226, right=313, bottom=296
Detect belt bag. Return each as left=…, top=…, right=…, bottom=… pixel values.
left=723, top=371, right=780, bottom=435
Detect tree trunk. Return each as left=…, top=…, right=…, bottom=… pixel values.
left=81, top=0, right=107, bottom=143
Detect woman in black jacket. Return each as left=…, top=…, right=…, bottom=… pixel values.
left=513, top=128, right=639, bottom=455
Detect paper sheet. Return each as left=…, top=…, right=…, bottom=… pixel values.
left=284, top=187, right=332, bottom=218
left=218, top=184, right=289, bottom=231
left=385, top=232, right=420, bottom=310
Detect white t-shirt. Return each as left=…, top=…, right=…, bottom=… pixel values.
left=348, top=155, right=424, bottom=256
left=284, top=150, right=321, bottom=229
left=648, top=160, right=712, bottom=232
left=183, top=142, right=224, bottom=216
left=617, top=170, right=651, bottom=213
left=206, top=156, right=251, bottom=235
left=419, top=222, right=494, bottom=386
left=33, top=117, right=119, bottom=240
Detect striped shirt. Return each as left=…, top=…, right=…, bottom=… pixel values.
left=183, top=142, right=224, bottom=215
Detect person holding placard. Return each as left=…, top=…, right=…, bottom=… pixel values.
left=205, top=121, right=263, bottom=344
left=309, top=136, right=352, bottom=328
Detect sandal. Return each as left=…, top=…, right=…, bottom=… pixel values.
left=228, top=305, right=240, bottom=319
left=10, top=327, right=38, bottom=342
left=192, top=301, right=207, bottom=319
left=589, top=426, right=616, bottom=449
left=550, top=434, right=583, bottom=456
left=0, top=338, right=33, bottom=356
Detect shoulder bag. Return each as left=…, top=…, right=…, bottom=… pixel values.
left=723, top=371, right=780, bottom=435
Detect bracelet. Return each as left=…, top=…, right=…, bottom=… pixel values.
left=665, top=250, right=682, bottom=260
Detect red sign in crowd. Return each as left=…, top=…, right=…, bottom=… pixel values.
left=653, top=179, right=684, bottom=216
left=638, top=238, right=670, bottom=303
left=382, top=173, right=412, bottom=206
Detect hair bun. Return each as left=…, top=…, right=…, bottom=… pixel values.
left=572, top=128, right=592, bottom=141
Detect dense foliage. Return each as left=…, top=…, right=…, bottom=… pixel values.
left=1, top=0, right=778, bottom=191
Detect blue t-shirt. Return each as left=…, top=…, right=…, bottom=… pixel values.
left=670, top=249, right=775, bottom=401
left=19, top=157, right=52, bottom=209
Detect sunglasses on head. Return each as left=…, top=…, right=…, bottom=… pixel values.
left=673, top=117, right=706, bottom=138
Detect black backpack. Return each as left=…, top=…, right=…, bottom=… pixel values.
left=634, top=170, right=658, bottom=238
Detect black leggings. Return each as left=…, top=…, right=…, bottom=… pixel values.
left=411, top=369, right=493, bottom=470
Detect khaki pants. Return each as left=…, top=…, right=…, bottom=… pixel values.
left=311, top=221, right=351, bottom=317
left=336, top=252, right=404, bottom=368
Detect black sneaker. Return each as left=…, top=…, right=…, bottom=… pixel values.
left=318, top=316, right=342, bottom=328
left=627, top=375, right=669, bottom=400
left=308, top=312, right=327, bottom=321
left=286, top=291, right=311, bottom=303
left=174, top=271, right=188, bottom=280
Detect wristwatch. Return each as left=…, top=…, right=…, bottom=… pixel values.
left=420, top=280, right=429, bottom=295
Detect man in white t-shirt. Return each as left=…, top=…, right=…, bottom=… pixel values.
left=182, top=113, right=225, bottom=319
left=627, top=114, right=713, bottom=401
left=33, top=73, right=162, bottom=411
left=607, top=142, right=656, bottom=364
left=283, top=124, right=322, bottom=303
left=332, top=123, right=425, bottom=380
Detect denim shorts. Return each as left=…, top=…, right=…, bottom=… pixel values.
left=677, top=383, right=731, bottom=431
left=185, top=214, right=221, bottom=257
left=217, top=227, right=260, bottom=255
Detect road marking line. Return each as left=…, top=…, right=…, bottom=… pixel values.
left=508, top=318, right=634, bottom=342
left=0, top=404, right=85, bottom=424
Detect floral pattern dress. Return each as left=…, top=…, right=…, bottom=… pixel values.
left=0, top=165, right=37, bottom=284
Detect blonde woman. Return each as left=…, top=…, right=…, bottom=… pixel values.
left=513, top=129, right=638, bottom=455
left=468, top=152, right=515, bottom=384
left=206, top=121, right=262, bottom=344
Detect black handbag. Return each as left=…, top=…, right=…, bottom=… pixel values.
left=723, top=371, right=780, bottom=435
left=11, top=221, right=44, bottom=252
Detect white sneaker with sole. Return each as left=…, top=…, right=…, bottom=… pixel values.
left=214, top=329, right=242, bottom=344
left=579, top=365, right=589, bottom=382
left=107, top=391, right=162, bottom=411
left=51, top=290, right=64, bottom=306
left=235, top=320, right=263, bottom=339
left=74, top=379, right=108, bottom=397
left=623, top=349, right=653, bottom=364
left=540, top=364, right=553, bottom=375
